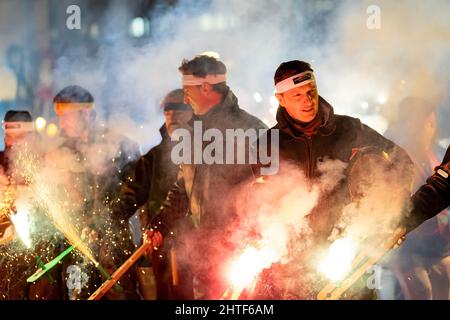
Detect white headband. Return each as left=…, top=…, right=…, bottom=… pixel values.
left=182, top=74, right=227, bottom=86
left=3, top=121, right=34, bottom=133
left=275, top=71, right=315, bottom=94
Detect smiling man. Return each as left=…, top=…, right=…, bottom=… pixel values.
left=251, top=60, right=414, bottom=299
left=257, top=60, right=412, bottom=181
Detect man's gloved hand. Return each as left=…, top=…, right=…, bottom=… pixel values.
left=143, top=228, right=163, bottom=253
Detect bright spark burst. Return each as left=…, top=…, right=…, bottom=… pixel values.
left=10, top=209, right=32, bottom=248
left=227, top=246, right=276, bottom=290
left=318, top=237, right=357, bottom=282
left=17, top=150, right=97, bottom=264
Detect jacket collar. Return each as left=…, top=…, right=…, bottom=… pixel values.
left=276, top=95, right=336, bottom=139
left=159, top=124, right=171, bottom=141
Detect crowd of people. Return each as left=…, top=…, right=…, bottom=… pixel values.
left=0, top=55, right=449, bottom=300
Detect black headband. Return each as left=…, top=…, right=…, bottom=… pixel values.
left=163, top=103, right=192, bottom=111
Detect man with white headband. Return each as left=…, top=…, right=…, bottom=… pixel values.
left=250, top=60, right=414, bottom=299
left=0, top=110, right=67, bottom=300
left=0, top=110, right=34, bottom=248
left=145, top=55, right=267, bottom=299
left=0, top=110, right=56, bottom=300
left=1, top=110, right=33, bottom=162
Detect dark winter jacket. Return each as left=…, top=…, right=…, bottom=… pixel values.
left=148, top=88, right=267, bottom=299
left=254, top=96, right=414, bottom=243
left=113, top=124, right=197, bottom=299
left=151, top=88, right=268, bottom=236
left=113, top=125, right=180, bottom=223
left=249, top=96, right=414, bottom=299
left=53, top=128, right=141, bottom=300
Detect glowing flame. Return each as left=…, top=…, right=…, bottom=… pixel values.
left=227, top=246, right=276, bottom=290
left=318, top=237, right=357, bottom=282
left=10, top=209, right=32, bottom=248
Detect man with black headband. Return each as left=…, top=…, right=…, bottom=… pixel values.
left=146, top=55, right=267, bottom=299
left=113, top=89, right=193, bottom=299
left=251, top=60, right=413, bottom=299
left=51, top=85, right=140, bottom=299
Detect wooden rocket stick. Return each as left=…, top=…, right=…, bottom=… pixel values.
left=88, top=241, right=153, bottom=300
left=317, top=227, right=406, bottom=300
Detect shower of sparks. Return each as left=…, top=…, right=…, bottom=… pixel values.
left=227, top=245, right=277, bottom=294
left=0, top=184, right=16, bottom=218
left=10, top=208, right=32, bottom=248
left=16, top=150, right=97, bottom=264
left=318, top=236, right=357, bottom=282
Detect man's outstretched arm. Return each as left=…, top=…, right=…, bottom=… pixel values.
left=404, top=146, right=450, bottom=232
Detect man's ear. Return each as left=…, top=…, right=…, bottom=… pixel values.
left=275, top=93, right=284, bottom=106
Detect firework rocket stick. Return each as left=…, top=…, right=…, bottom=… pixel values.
left=317, top=227, right=406, bottom=300
left=27, top=245, right=75, bottom=283
left=170, top=248, right=179, bottom=286
left=27, top=245, right=123, bottom=292
left=36, top=256, right=54, bottom=282
left=88, top=241, right=153, bottom=300
left=94, top=263, right=124, bottom=293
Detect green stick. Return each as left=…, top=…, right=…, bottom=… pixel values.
left=27, top=245, right=75, bottom=283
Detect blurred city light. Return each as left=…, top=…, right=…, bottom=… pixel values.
left=377, top=95, right=387, bottom=105
left=35, top=116, right=46, bottom=132
left=46, top=123, right=58, bottom=137
left=361, top=101, right=369, bottom=110
left=129, top=17, right=149, bottom=38
left=269, top=96, right=278, bottom=109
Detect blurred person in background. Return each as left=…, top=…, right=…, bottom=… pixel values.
left=113, top=89, right=194, bottom=299
left=51, top=85, right=140, bottom=299
left=383, top=96, right=450, bottom=300
left=146, top=55, right=268, bottom=299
